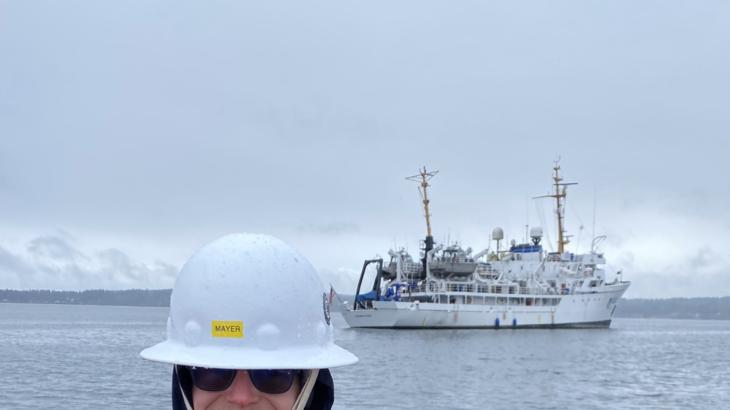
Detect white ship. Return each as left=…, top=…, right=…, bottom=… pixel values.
left=341, top=163, right=630, bottom=329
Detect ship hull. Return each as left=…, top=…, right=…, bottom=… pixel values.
left=342, top=283, right=629, bottom=329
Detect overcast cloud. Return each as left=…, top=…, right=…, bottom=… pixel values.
left=1, top=0, right=728, bottom=297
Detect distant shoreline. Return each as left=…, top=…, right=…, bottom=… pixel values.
left=0, top=289, right=171, bottom=308
left=615, top=296, right=729, bottom=321
left=1, top=289, right=728, bottom=320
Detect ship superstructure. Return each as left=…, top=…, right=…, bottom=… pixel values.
left=342, top=162, right=630, bottom=329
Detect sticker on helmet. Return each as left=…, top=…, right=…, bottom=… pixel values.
left=322, top=293, right=331, bottom=325
left=211, top=320, right=244, bottom=338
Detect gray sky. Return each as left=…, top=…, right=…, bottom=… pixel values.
left=1, top=0, right=728, bottom=298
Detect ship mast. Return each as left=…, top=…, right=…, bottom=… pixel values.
left=407, top=167, right=439, bottom=270
left=534, top=160, right=576, bottom=254
left=407, top=167, right=438, bottom=237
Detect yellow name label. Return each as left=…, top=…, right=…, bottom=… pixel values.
left=211, top=321, right=244, bottom=338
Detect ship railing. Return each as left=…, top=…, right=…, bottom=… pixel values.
left=399, top=282, right=429, bottom=294
left=449, top=283, right=476, bottom=293
left=405, top=281, right=558, bottom=297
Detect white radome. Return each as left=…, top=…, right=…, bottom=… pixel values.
left=530, top=226, right=543, bottom=239
left=492, top=227, right=504, bottom=241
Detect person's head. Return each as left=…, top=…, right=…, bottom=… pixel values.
left=141, top=233, right=358, bottom=409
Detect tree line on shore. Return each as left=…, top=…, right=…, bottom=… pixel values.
left=0, top=289, right=171, bottom=307
left=615, top=296, right=729, bottom=320
left=1, top=289, right=728, bottom=320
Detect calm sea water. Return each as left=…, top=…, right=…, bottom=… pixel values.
left=1, top=303, right=728, bottom=409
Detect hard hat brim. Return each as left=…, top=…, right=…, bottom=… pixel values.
left=140, top=340, right=358, bottom=369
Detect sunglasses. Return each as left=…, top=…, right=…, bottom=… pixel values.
left=186, top=366, right=302, bottom=395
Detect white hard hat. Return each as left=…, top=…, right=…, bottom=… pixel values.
left=140, top=233, right=358, bottom=369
